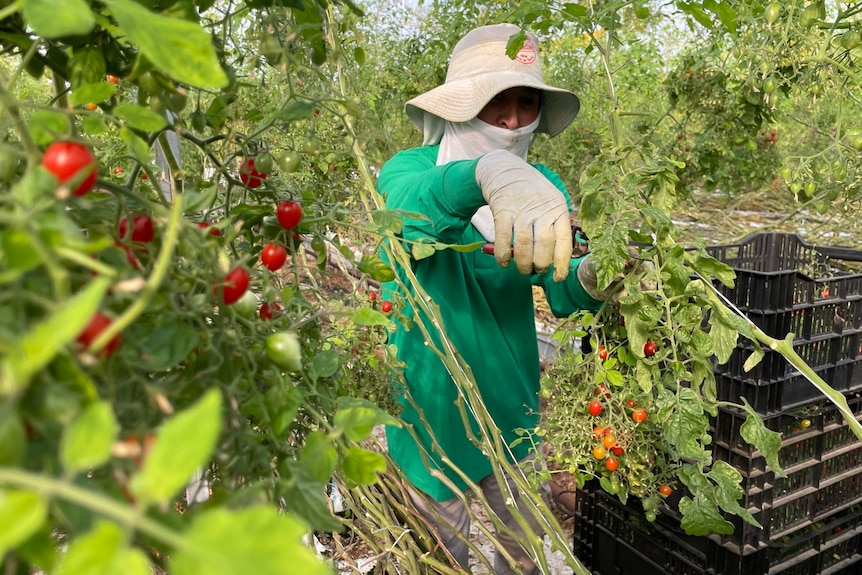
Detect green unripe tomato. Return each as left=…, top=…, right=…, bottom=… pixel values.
left=233, top=290, right=259, bottom=319
left=255, top=152, right=275, bottom=175
left=804, top=182, right=817, bottom=197
left=763, top=77, right=777, bottom=94
left=765, top=3, right=780, bottom=25
left=840, top=31, right=861, bottom=51
left=266, top=332, right=303, bottom=371
left=779, top=167, right=792, bottom=181
left=278, top=150, right=302, bottom=174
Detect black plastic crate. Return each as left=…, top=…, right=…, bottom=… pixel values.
left=574, top=481, right=862, bottom=575
left=707, top=233, right=862, bottom=414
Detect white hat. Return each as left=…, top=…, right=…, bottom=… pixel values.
left=405, top=24, right=580, bottom=138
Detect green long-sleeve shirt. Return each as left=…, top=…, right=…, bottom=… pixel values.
left=378, top=145, right=601, bottom=501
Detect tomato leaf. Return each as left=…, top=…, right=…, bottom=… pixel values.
left=137, top=323, right=200, bottom=371
left=357, top=254, right=395, bottom=282
left=1, top=228, right=42, bottom=273
left=738, top=400, right=784, bottom=477
left=69, top=83, right=117, bottom=106
left=308, top=349, right=340, bottom=382
left=274, top=101, right=316, bottom=123
left=678, top=493, right=734, bottom=535
left=23, top=0, right=95, bottom=39
left=174, top=505, right=329, bottom=575
left=342, top=446, right=386, bottom=485
left=352, top=307, right=393, bottom=328
left=129, top=389, right=222, bottom=504
left=113, top=104, right=170, bottom=132
left=0, top=490, right=47, bottom=558
left=106, top=0, right=227, bottom=89
left=0, top=275, right=110, bottom=394
left=300, top=431, right=338, bottom=483
left=278, top=462, right=343, bottom=532
left=120, top=127, right=152, bottom=164
left=60, top=401, right=119, bottom=473
left=54, top=521, right=122, bottom=575
left=27, top=110, right=69, bottom=147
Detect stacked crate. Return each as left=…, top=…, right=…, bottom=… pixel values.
left=574, top=233, right=862, bottom=575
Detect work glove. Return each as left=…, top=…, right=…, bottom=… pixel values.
left=475, top=149, right=572, bottom=281
left=577, top=253, right=656, bottom=305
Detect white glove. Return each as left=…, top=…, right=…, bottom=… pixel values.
left=475, top=149, right=572, bottom=281
left=577, top=254, right=655, bottom=305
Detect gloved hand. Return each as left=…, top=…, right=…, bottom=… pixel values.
left=475, top=149, right=572, bottom=281
left=577, top=254, right=655, bottom=305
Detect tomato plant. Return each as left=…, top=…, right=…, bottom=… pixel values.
left=276, top=200, right=303, bottom=230
left=260, top=242, right=287, bottom=271
left=42, top=141, right=98, bottom=197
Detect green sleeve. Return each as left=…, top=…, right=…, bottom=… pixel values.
left=377, top=146, right=486, bottom=245
left=531, top=256, right=603, bottom=317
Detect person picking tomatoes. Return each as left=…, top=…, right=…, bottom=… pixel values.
left=377, top=23, right=639, bottom=575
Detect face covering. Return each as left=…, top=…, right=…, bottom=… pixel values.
left=433, top=113, right=541, bottom=241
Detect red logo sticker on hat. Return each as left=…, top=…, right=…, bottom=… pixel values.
left=516, top=37, right=537, bottom=64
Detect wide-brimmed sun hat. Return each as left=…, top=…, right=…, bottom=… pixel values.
left=405, top=23, right=580, bottom=138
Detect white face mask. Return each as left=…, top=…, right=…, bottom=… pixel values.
left=435, top=114, right=541, bottom=166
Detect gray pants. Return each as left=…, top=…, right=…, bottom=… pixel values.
left=407, top=458, right=543, bottom=575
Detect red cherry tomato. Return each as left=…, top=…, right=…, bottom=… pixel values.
left=611, top=445, right=625, bottom=456
left=605, top=456, right=619, bottom=471
left=644, top=340, right=658, bottom=357
left=276, top=200, right=303, bottom=230
left=76, top=312, right=121, bottom=358
left=369, top=292, right=377, bottom=301
left=589, top=400, right=602, bottom=416
left=215, top=267, right=250, bottom=305
left=259, top=301, right=283, bottom=320
left=118, top=214, right=155, bottom=243
left=106, top=74, right=119, bottom=84
left=239, top=157, right=267, bottom=189
left=598, top=345, right=608, bottom=360
left=197, top=222, right=221, bottom=236
left=113, top=167, right=125, bottom=175
left=42, top=141, right=98, bottom=197
left=114, top=242, right=142, bottom=269
left=632, top=407, right=648, bottom=423
left=659, top=484, right=672, bottom=497
left=603, top=434, right=617, bottom=449
left=381, top=300, right=392, bottom=313
left=260, top=242, right=287, bottom=271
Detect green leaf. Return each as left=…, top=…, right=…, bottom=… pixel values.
left=274, top=101, right=316, bottom=123
left=411, top=243, right=435, bottom=261
left=309, top=349, right=339, bottom=382
left=0, top=490, right=47, bottom=558
left=300, top=431, right=338, bottom=483
left=69, top=83, right=117, bottom=106
left=707, top=310, right=738, bottom=365
left=371, top=209, right=408, bottom=233
left=82, top=116, right=109, bottom=136
left=266, top=385, right=304, bottom=436
left=0, top=276, right=111, bottom=395
left=61, top=401, right=119, bottom=473
left=678, top=493, right=733, bottom=535
left=108, top=547, right=151, bottom=575
left=120, top=127, right=152, bottom=164
left=23, top=0, right=95, bottom=38
left=27, top=110, right=69, bottom=147
left=138, top=323, right=200, bottom=371
left=0, top=415, right=26, bottom=466
left=183, top=183, right=219, bottom=213
left=335, top=397, right=399, bottom=436
left=561, top=2, right=588, bottom=20
left=739, top=404, right=784, bottom=477
left=106, top=0, right=228, bottom=89
left=357, top=254, right=395, bottom=282
left=130, top=389, right=222, bottom=504
left=113, top=104, right=169, bottom=132
left=342, top=446, right=385, bottom=485
left=709, top=0, right=738, bottom=34
left=55, top=521, right=122, bottom=575
left=1, top=228, right=42, bottom=272
left=173, top=506, right=330, bottom=575
left=279, top=462, right=342, bottom=532
left=708, top=460, right=759, bottom=526
left=333, top=406, right=378, bottom=442
left=352, top=307, right=393, bottom=328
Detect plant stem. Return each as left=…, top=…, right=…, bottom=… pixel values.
left=0, top=467, right=183, bottom=549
